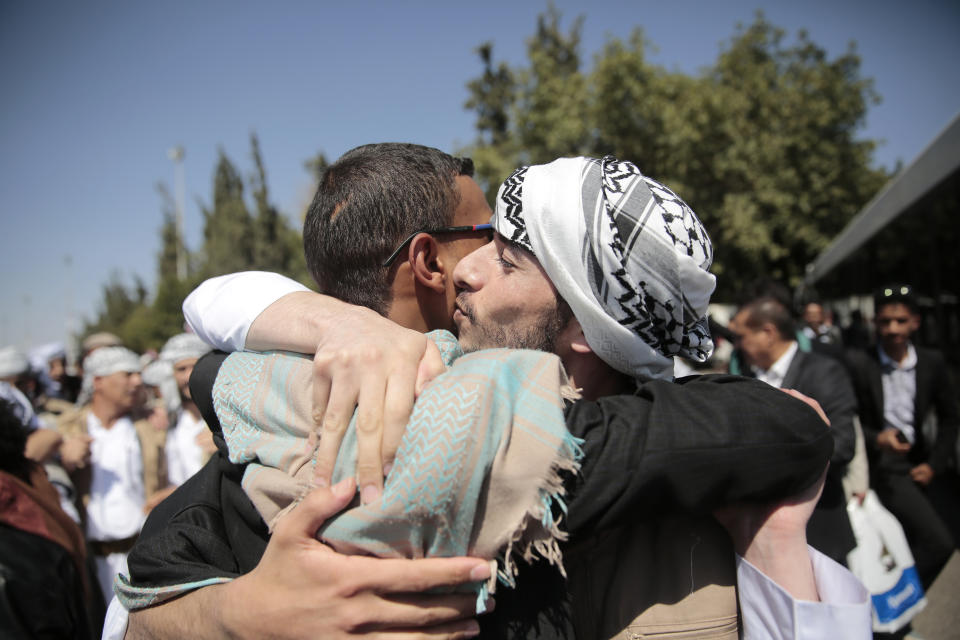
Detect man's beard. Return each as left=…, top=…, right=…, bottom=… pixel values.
left=457, top=294, right=569, bottom=353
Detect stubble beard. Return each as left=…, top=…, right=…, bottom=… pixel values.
left=456, top=293, right=568, bottom=354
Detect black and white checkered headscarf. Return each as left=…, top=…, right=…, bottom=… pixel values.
left=493, top=156, right=715, bottom=380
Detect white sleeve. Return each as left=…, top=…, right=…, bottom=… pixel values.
left=737, top=546, right=872, bottom=640
left=182, top=271, right=310, bottom=352
left=100, top=596, right=128, bottom=640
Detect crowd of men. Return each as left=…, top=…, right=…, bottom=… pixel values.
left=0, top=331, right=214, bottom=638
left=0, top=143, right=957, bottom=640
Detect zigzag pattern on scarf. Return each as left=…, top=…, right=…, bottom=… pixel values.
left=383, top=382, right=479, bottom=520
left=497, top=166, right=532, bottom=252
left=213, top=353, right=265, bottom=464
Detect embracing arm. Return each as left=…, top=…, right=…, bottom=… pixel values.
left=183, top=271, right=311, bottom=352
left=126, top=479, right=487, bottom=640
left=183, top=272, right=444, bottom=498
left=563, top=374, right=834, bottom=539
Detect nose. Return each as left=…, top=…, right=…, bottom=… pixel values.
left=452, top=240, right=493, bottom=292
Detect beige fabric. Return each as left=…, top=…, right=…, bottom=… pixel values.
left=565, top=515, right=738, bottom=639
left=214, top=343, right=581, bottom=586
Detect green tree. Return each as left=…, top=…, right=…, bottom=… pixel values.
left=463, top=10, right=888, bottom=298
left=199, top=148, right=255, bottom=277
left=81, top=273, right=151, bottom=351
left=155, top=182, right=190, bottom=282
left=83, top=134, right=318, bottom=355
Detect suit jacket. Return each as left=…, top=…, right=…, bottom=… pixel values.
left=781, top=348, right=859, bottom=563
left=848, top=345, right=959, bottom=476
left=782, top=349, right=858, bottom=466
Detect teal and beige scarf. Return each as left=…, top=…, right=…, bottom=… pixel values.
left=118, top=331, right=581, bottom=610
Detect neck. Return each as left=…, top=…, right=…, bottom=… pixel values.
left=881, top=341, right=910, bottom=364
left=90, top=396, right=125, bottom=428
left=563, top=351, right=633, bottom=400
left=760, top=339, right=793, bottom=371
left=182, top=398, right=202, bottom=421
left=386, top=268, right=447, bottom=333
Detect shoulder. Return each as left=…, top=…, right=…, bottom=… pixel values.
left=915, top=346, right=947, bottom=367
left=54, top=405, right=88, bottom=436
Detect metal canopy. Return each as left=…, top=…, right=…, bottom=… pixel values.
left=805, top=112, right=960, bottom=285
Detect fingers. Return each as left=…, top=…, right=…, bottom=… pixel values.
left=356, top=373, right=388, bottom=502
left=313, top=374, right=354, bottom=488
left=415, top=341, right=446, bottom=397
left=277, top=477, right=356, bottom=541
left=344, top=556, right=492, bottom=594
left=781, top=388, right=830, bottom=426
left=358, top=593, right=484, bottom=636
left=380, top=369, right=419, bottom=479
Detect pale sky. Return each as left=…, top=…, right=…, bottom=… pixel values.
left=2, top=0, right=958, bottom=351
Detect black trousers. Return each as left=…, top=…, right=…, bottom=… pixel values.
left=874, top=466, right=955, bottom=589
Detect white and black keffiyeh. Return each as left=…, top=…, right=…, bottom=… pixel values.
left=493, top=156, right=715, bottom=381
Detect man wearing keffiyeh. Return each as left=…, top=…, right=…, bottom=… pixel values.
left=452, top=156, right=869, bottom=637
left=119, top=146, right=869, bottom=640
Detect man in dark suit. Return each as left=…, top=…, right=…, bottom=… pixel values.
left=731, top=296, right=859, bottom=565
left=847, top=285, right=959, bottom=588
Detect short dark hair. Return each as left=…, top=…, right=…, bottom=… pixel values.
left=739, top=297, right=796, bottom=341
left=874, top=284, right=919, bottom=315
left=303, top=143, right=475, bottom=315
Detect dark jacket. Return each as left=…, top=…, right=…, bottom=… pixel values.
left=781, top=348, right=859, bottom=564
left=848, top=345, right=959, bottom=476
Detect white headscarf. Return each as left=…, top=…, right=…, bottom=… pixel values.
left=160, top=333, right=211, bottom=365
left=493, top=156, right=716, bottom=381
left=79, top=346, right=141, bottom=405
left=0, top=346, right=30, bottom=379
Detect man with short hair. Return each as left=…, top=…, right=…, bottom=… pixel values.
left=730, top=296, right=859, bottom=566
left=121, top=147, right=865, bottom=639
left=848, top=285, right=959, bottom=588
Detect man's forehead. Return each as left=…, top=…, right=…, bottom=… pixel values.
left=877, top=303, right=915, bottom=318
left=494, top=231, right=536, bottom=262
left=452, top=176, right=492, bottom=226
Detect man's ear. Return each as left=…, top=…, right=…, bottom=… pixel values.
left=564, top=317, right=592, bottom=354
left=409, top=233, right=445, bottom=293
left=909, top=312, right=921, bottom=333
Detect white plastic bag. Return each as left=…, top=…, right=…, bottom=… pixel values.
left=846, top=490, right=927, bottom=633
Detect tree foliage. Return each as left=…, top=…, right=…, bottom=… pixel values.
left=461, top=10, right=889, bottom=298
left=82, top=133, right=313, bottom=353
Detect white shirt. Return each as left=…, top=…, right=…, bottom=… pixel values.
left=878, top=344, right=918, bottom=444
left=183, top=271, right=309, bottom=351
left=86, top=412, right=146, bottom=541
left=754, top=341, right=799, bottom=390
left=165, top=409, right=209, bottom=486
left=737, top=546, right=871, bottom=639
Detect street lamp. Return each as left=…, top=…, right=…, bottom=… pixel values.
left=167, top=146, right=187, bottom=280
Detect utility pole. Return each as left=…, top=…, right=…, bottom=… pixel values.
left=167, top=145, right=187, bottom=280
